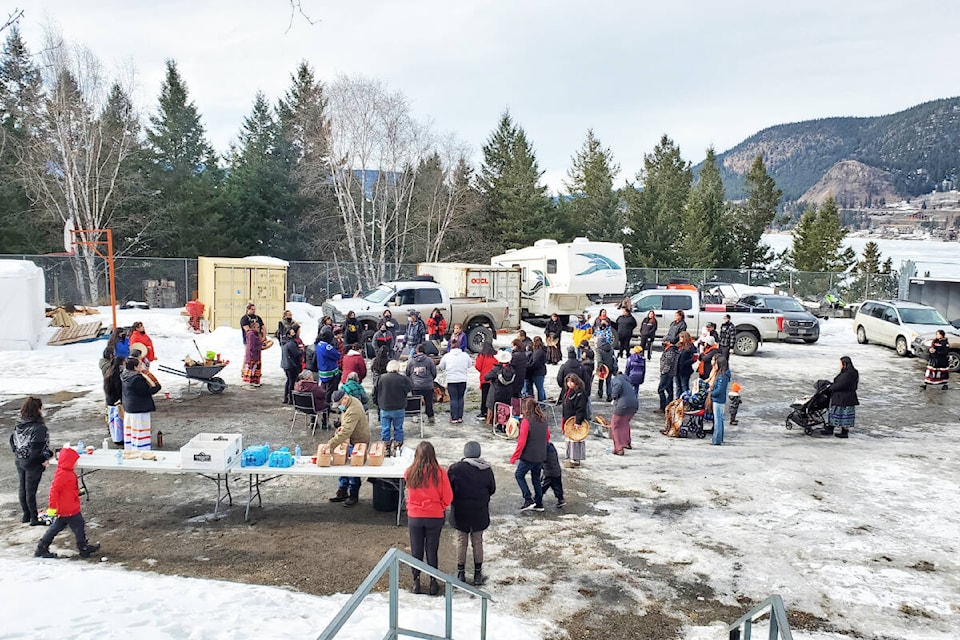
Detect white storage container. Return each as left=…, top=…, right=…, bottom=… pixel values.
left=180, top=433, right=242, bottom=471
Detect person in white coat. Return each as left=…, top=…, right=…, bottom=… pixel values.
left=439, top=346, right=472, bottom=423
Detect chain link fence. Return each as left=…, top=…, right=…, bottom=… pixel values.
left=0, top=254, right=901, bottom=309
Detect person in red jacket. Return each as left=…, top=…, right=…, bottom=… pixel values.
left=510, top=397, right=551, bottom=511
left=129, top=321, right=156, bottom=363
left=404, top=441, right=453, bottom=596
left=340, top=344, right=367, bottom=382
left=35, top=447, right=100, bottom=559
left=426, top=308, right=447, bottom=342
left=474, top=341, right=497, bottom=420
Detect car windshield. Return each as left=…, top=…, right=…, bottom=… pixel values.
left=764, top=297, right=805, bottom=312
left=899, top=308, right=948, bottom=325
left=363, top=285, right=395, bottom=304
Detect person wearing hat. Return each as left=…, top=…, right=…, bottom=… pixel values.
left=447, top=441, right=496, bottom=585
left=656, top=338, right=679, bottom=413
left=406, top=343, right=438, bottom=420
left=510, top=397, right=550, bottom=511
left=698, top=335, right=719, bottom=380
left=404, top=310, right=427, bottom=356
left=327, top=390, right=370, bottom=506
left=483, top=350, right=516, bottom=428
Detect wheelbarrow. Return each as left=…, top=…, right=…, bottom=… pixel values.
left=157, top=362, right=229, bottom=395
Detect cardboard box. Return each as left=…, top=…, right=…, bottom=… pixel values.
left=332, top=443, right=348, bottom=466
left=316, top=444, right=331, bottom=467
left=367, top=442, right=385, bottom=467
left=350, top=442, right=367, bottom=466
left=180, top=433, right=242, bottom=471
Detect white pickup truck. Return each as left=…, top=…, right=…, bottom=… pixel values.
left=321, top=276, right=513, bottom=353
left=585, top=287, right=786, bottom=355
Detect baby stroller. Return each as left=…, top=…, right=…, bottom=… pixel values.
left=785, top=379, right=831, bottom=435
left=663, top=379, right=709, bottom=438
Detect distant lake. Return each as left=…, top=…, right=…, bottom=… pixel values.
left=761, top=233, right=960, bottom=279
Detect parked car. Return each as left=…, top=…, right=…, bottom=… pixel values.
left=911, top=330, right=960, bottom=372
left=854, top=300, right=954, bottom=357
left=738, top=294, right=820, bottom=343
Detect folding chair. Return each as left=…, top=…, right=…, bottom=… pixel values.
left=291, top=391, right=324, bottom=436
left=405, top=394, right=425, bottom=439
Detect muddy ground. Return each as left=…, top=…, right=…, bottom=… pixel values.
left=1, top=334, right=956, bottom=639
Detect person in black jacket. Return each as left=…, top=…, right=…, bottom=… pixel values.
left=509, top=339, right=528, bottom=398
left=561, top=374, right=588, bottom=465
left=675, top=331, right=696, bottom=396
left=342, top=310, right=362, bottom=349
left=103, top=356, right=126, bottom=445
left=484, top=351, right=516, bottom=427
left=823, top=356, right=859, bottom=438
left=281, top=325, right=304, bottom=404
left=639, top=311, right=658, bottom=360
left=540, top=441, right=565, bottom=508
left=544, top=313, right=564, bottom=364
left=240, top=303, right=265, bottom=345
left=10, top=397, right=53, bottom=525
left=448, top=441, right=496, bottom=586
left=120, top=357, right=162, bottom=450
left=596, top=340, right=617, bottom=401
left=525, top=337, right=548, bottom=402
left=556, top=347, right=585, bottom=391
left=664, top=310, right=687, bottom=345
left=615, top=307, right=637, bottom=359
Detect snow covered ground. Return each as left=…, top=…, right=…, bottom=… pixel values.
left=2, top=304, right=959, bottom=639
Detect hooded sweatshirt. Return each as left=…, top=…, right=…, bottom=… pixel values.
left=447, top=457, right=496, bottom=533
left=121, top=367, right=160, bottom=414
left=405, top=353, right=437, bottom=391
left=48, top=448, right=82, bottom=517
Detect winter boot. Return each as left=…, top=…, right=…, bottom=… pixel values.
left=79, top=543, right=100, bottom=559
left=329, top=487, right=348, bottom=502
left=412, top=573, right=422, bottom=594
left=835, top=429, right=849, bottom=439
left=819, top=427, right=834, bottom=436
left=429, top=577, right=440, bottom=596
left=456, top=564, right=466, bottom=583
left=34, top=545, right=57, bottom=559
left=344, top=490, right=359, bottom=507
left=473, top=564, right=486, bottom=586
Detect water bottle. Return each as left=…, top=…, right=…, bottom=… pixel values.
left=77, top=439, right=85, bottom=454
left=116, top=449, right=123, bottom=465
left=294, top=444, right=302, bottom=460
left=102, top=438, right=109, bottom=451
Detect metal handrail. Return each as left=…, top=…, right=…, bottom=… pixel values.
left=727, top=594, right=794, bottom=640
left=317, top=547, right=493, bottom=640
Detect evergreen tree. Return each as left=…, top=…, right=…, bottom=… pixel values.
left=788, top=196, right=855, bottom=271
left=100, top=82, right=149, bottom=252
left=562, top=129, right=621, bottom=241
left=277, top=61, right=336, bottom=259
left=732, top=154, right=782, bottom=268
left=223, top=91, right=300, bottom=257
left=145, top=60, right=225, bottom=257
left=681, top=147, right=735, bottom=268
left=856, top=240, right=892, bottom=274
left=0, top=27, right=52, bottom=252
left=622, top=134, right=691, bottom=267
left=477, top=111, right=555, bottom=251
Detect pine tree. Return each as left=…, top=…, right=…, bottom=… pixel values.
left=100, top=82, right=149, bottom=252
left=477, top=111, right=555, bottom=252
left=681, top=147, right=734, bottom=268
left=223, top=91, right=300, bottom=257
left=622, top=135, right=691, bottom=267
left=857, top=241, right=883, bottom=274
left=145, top=60, right=225, bottom=257
left=788, top=196, right=855, bottom=272
left=0, top=27, right=52, bottom=252
left=733, top=154, right=782, bottom=268
left=789, top=204, right=821, bottom=271
left=562, top=129, right=621, bottom=241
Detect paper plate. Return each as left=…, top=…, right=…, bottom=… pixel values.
left=563, top=416, right=590, bottom=442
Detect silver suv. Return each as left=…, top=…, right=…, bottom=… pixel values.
left=854, top=300, right=953, bottom=356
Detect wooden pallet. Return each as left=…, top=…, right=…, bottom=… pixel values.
left=48, top=321, right=103, bottom=346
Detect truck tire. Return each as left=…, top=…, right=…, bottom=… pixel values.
left=948, top=350, right=960, bottom=372
left=734, top=331, right=759, bottom=356
left=467, top=326, right=493, bottom=353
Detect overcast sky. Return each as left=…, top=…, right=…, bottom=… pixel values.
left=16, top=1, right=960, bottom=193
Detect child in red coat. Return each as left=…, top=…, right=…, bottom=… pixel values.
left=35, top=447, right=100, bottom=559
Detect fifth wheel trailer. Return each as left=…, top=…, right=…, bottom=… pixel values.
left=490, top=238, right=626, bottom=321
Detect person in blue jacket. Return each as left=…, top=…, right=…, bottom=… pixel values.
left=710, top=356, right=731, bottom=446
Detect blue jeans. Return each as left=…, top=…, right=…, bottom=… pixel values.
left=712, top=402, right=726, bottom=445
left=515, top=460, right=544, bottom=505
left=676, top=373, right=690, bottom=397
left=531, top=376, right=546, bottom=402
left=338, top=476, right=361, bottom=493
left=448, top=382, right=466, bottom=420
left=380, top=408, right=405, bottom=443
left=658, top=374, right=674, bottom=409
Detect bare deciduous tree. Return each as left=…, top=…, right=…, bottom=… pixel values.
left=17, top=30, right=138, bottom=303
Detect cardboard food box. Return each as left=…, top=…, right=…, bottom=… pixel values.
left=315, top=444, right=332, bottom=467
left=332, top=443, right=348, bottom=466
left=350, top=442, right=367, bottom=466
left=180, top=433, right=242, bottom=471
left=367, top=442, right=385, bottom=467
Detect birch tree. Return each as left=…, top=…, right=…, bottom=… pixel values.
left=18, top=31, right=139, bottom=302
left=326, top=75, right=431, bottom=288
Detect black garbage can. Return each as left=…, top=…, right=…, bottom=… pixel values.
left=371, top=479, right=400, bottom=512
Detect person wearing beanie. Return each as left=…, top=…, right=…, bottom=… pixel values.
left=340, top=371, right=368, bottom=408
left=447, top=441, right=496, bottom=586
left=556, top=347, right=585, bottom=394
left=327, top=391, right=370, bottom=506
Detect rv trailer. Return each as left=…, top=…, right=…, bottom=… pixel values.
left=490, top=238, right=626, bottom=321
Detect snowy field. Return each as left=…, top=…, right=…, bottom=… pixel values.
left=2, top=302, right=959, bottom=639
